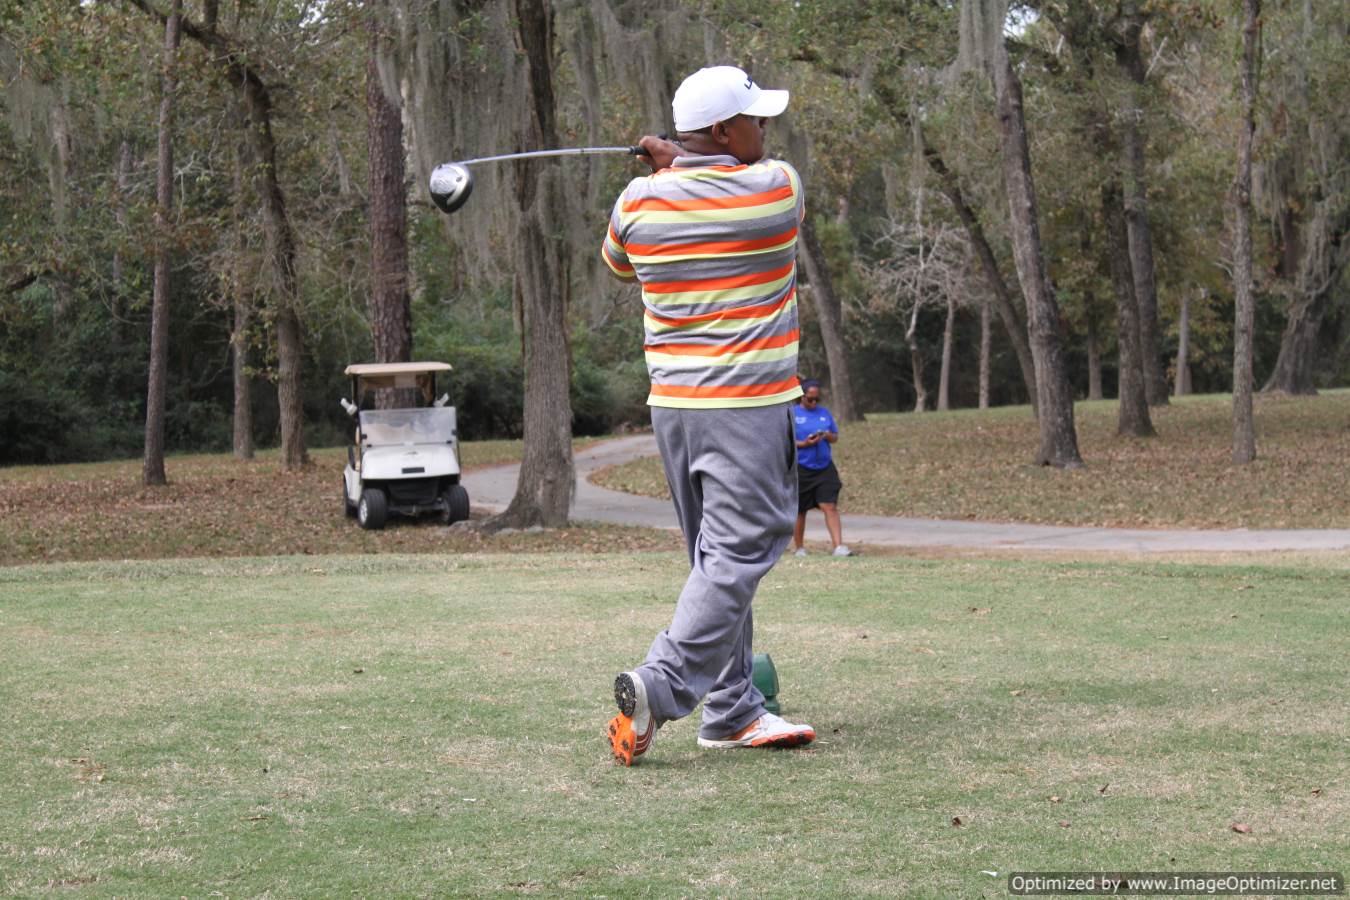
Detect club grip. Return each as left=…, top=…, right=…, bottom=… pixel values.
left=629, top=135, right=680, bottom=155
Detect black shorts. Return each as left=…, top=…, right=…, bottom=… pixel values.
left=798, top=462, right=843, bottom=513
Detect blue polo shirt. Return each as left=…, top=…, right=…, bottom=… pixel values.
left=793, top=403, right=837, bottom=470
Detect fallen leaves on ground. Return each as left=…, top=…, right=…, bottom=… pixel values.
left=70, top=758, right=106, bottom=783
left=592, top=392, right=1350, bottom=529
left=0, top=446, right=681, bottom=566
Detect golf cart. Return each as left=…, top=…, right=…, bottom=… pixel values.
left=340, top=362, right=470, bottom=530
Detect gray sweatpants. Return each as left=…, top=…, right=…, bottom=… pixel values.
left=637, top=402, right=797, bottom=739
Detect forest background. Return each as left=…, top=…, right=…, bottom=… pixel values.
left=2, top=0, right=1346, bottom=470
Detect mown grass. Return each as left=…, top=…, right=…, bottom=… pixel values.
left=0, top=440, right=678, bottom=566
left=1, top=553, right=1345, bottom=896
left=593, top=390, right=1350, bottom=530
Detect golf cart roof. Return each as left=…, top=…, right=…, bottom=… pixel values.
left=344, top=362, right=452, bottom=376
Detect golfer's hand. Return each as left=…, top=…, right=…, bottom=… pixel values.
left=636, top=135, right=681, bottom=172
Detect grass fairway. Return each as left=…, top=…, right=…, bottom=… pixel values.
left=2, top=554, right=1345, bottom=896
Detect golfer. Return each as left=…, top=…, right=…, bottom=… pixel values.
left=601, top=65, right=816, bottom=765
left=790, top=379, right=851, bottom=557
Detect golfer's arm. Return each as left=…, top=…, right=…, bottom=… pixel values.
left=600, top=237, right=636, bottom=281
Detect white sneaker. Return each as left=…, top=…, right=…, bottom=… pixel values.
left=832, top=545, right=852, bottom=557
left=793, top=547, right=808, bottom=557
left=697, top=712, right=816, bottom=749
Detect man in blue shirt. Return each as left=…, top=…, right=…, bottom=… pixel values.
left=791, top=379, right=851, bottom=556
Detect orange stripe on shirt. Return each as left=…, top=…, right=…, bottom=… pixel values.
left=645, top=287, right=795, bottom=329
left=646, top=328, right=800, bottom=357
left=623, top=183, right=792, bottom=214
left=602, top=243, right=633, bottom=274
left=641, top=260, right=794, bottom=296
left=625, top=227, right=797, bottom=258
left=648, top=376, right=802, bottom=399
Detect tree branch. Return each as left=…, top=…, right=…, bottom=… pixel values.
left=121, top=0, right=267, bottom=95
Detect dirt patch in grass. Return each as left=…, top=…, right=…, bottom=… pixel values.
left=594, top=391, right=1350, bottom=529
left=0, top=443, right=679, bottom=566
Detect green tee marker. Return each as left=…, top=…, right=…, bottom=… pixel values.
left=752, top=652, right=780, bottom=715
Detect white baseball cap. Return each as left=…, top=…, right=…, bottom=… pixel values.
left=671, top=66, right=790, bottom=132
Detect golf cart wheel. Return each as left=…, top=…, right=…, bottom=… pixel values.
left=357, top=488, right=388, bottom=530
left=343, top=480, right=356, bottom=518
left=442, top=483, right=470, bottom=524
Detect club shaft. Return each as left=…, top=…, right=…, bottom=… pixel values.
left=456, top=146, right=638, bottom=167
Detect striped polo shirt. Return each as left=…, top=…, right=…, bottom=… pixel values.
left=601, top=154, right=805, bottom=409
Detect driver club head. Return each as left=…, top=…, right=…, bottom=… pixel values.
left=429, top=162, right=473, bottom=214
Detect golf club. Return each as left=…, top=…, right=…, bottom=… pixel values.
left=429, top=145, right=644, bottom=214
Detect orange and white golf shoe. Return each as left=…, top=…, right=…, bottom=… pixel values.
left=696, top=713, right=816, bottom=750
left=607, top=671, right=655, bottom=766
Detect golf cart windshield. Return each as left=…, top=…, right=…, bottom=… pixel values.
left=359, top=408, right=456, bottom=447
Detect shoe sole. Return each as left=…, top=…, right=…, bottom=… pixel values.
left=608, top=673, right=652, bottom=766
left=614, top=673, right=637, bottom=718
left=697, top=729, right=816, bottom=750
left=607, top=713, right=639, bottom=766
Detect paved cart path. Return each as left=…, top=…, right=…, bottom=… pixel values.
left=468, top=435, right=1350, bottom=553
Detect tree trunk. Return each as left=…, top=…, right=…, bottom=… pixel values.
left=979, top=294, right=991, bottom=410
left=798, top=216, right=862, bottom=421
left=230, top=109, right=254, bottom=460
left=129, top=0, right=309, bottom=469
left=366, top=2, right=411, bottom=376
left=1103, top=183, right=1155, bottom=437
left=232, top=293, right=254, bottom=460
left=47, top=101, right=72, bottom=232
left=143, top=0, right=180, bottom=487
left=992, top=56, right=1082, bottom=466
left=920, top=132, right=1038, bottom=410
left=1260, top=2, right=1349, bottom=396
left=492, top=0, right=574, bottom=529
left=1231, top=0, right=1261, bottom=464
left=274, top=304, right=305, bottom=464
left=1262, top=204, right=1350, bottom=395
left=1263, top=292, right=1326, bottom=395
left=1086, top=310, right=1103, bottom=401
left=906, top=301, right=926, bottom=413
left=112, top=139, right=133, bottom=308
left=938, top=291, right=956, bottom=411
left=1116, top=12, right=1170, bottom=407
left=1175, top=290, right=1192, bottom=397
left=242, top=70, right=307, bottom=469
